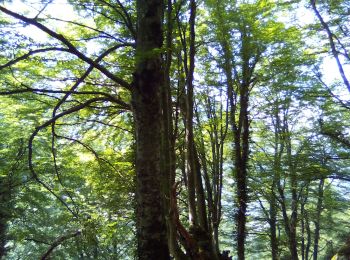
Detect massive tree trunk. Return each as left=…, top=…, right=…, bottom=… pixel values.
left=132, top=1, right=170, bottom=259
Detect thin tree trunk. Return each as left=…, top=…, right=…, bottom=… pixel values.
left=183, top=0, right=197, bottom=225
left=313, top=178, right=325, bottom=260
left=285, top=121, right=299, bottom=260
left=305, top=209, right=312, bottom=260
left=270, top=190, right=279, bottom=260
left=0, top=210, right=7, bottom=259
left=161, top=1, right=187, bottom=259
left=270, top=99, right=284, bottom=260
left=234, top=88, right=249, bottom=260
left=133, top=1, right=170, bottom=259
left=205, top=2, right=234, bottom=255
left=301, top=185, right=309, bottom=260
left=0, top=178, right=11, bottom=259
left=234, top=24, right=252, bottom=259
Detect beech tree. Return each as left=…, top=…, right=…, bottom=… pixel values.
left=0, top=0, right=350, bottom=259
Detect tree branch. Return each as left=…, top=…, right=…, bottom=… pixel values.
left=0, top=5, right=132, bottom=90
left=0, top=87, right=130, bottom=109
left=41, top=230, right=81, bottom=260
left=310, top=0, right=350, bottom=93
left=0, top=47, right=70, bottom=70
left=28, top=97, right=110, bottom=217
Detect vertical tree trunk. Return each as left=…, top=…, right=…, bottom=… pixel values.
left=0, top=177, right=11, bottom=259
left=285, top=121, right=299, bottom=260
left=305, top=210, right=312, bottom=260
left=301, top=191, right=306, bottom=260
left=313, top=178, right=325, bottom=260
left=269, top=188, right=279, bottom=260
left=196, top=95, right=227, bottom=256
left=270, top=101, right=284, bottom=260
left=0, top=208, right=7, bottom=259
left=184, top=0, right=199, bottom=227
left=233, top=23, right=252, bottom=259
left=132, top=1, right=170, bottom=259
left=160, top=1, right=187, bottom=259
left=300, top=184, right=310, bottom=260
left=234, top=91, right=249, bottom=260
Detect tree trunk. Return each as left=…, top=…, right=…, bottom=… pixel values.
left=0, top=178, right=11, bottom=259
left=161, top=1, right=187, bottom=259
left=234, top=90, right=249, bottom=260
left=305, top=209, right=312, bottom=260
left=313, top=178, right=325, bottom=260
left=0, top=211, right=7, bottom=259
left=301, top=185, right=309, bottom=260
left=285, top=121, right=299, bottom=260
left=233, top=24, right=252, bottom=259
left=269, top=190, right=279, bottom=260
left=270, top=99, right=284, bottom=260
left=133, top=1, right=170, bottom=259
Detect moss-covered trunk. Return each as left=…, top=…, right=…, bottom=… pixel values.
left=132, top=1, right=169, bottom=259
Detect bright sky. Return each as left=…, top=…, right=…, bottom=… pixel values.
left=8, top=0, right=76, bottom=20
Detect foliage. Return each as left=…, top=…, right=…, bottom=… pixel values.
left=0, top=0, right=349, bottom=259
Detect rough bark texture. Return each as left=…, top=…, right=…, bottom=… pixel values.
left=133, top=1, right=170, bottom=259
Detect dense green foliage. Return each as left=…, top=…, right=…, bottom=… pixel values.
left=0, top=0, right=349, bottom=259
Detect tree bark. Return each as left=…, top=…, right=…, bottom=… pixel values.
left=0, top=177, right=11, bottom=259
left=184, top=0, right=199, bottom=227
left=133, top=1, right=170, bottom=259
left=313, top=178, right=325, bottom=260
left=233, top=23, right=252, bottom=260
left=285, top=121, right=299, bottom=260
left=0, top=209, right=7, bottom=259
